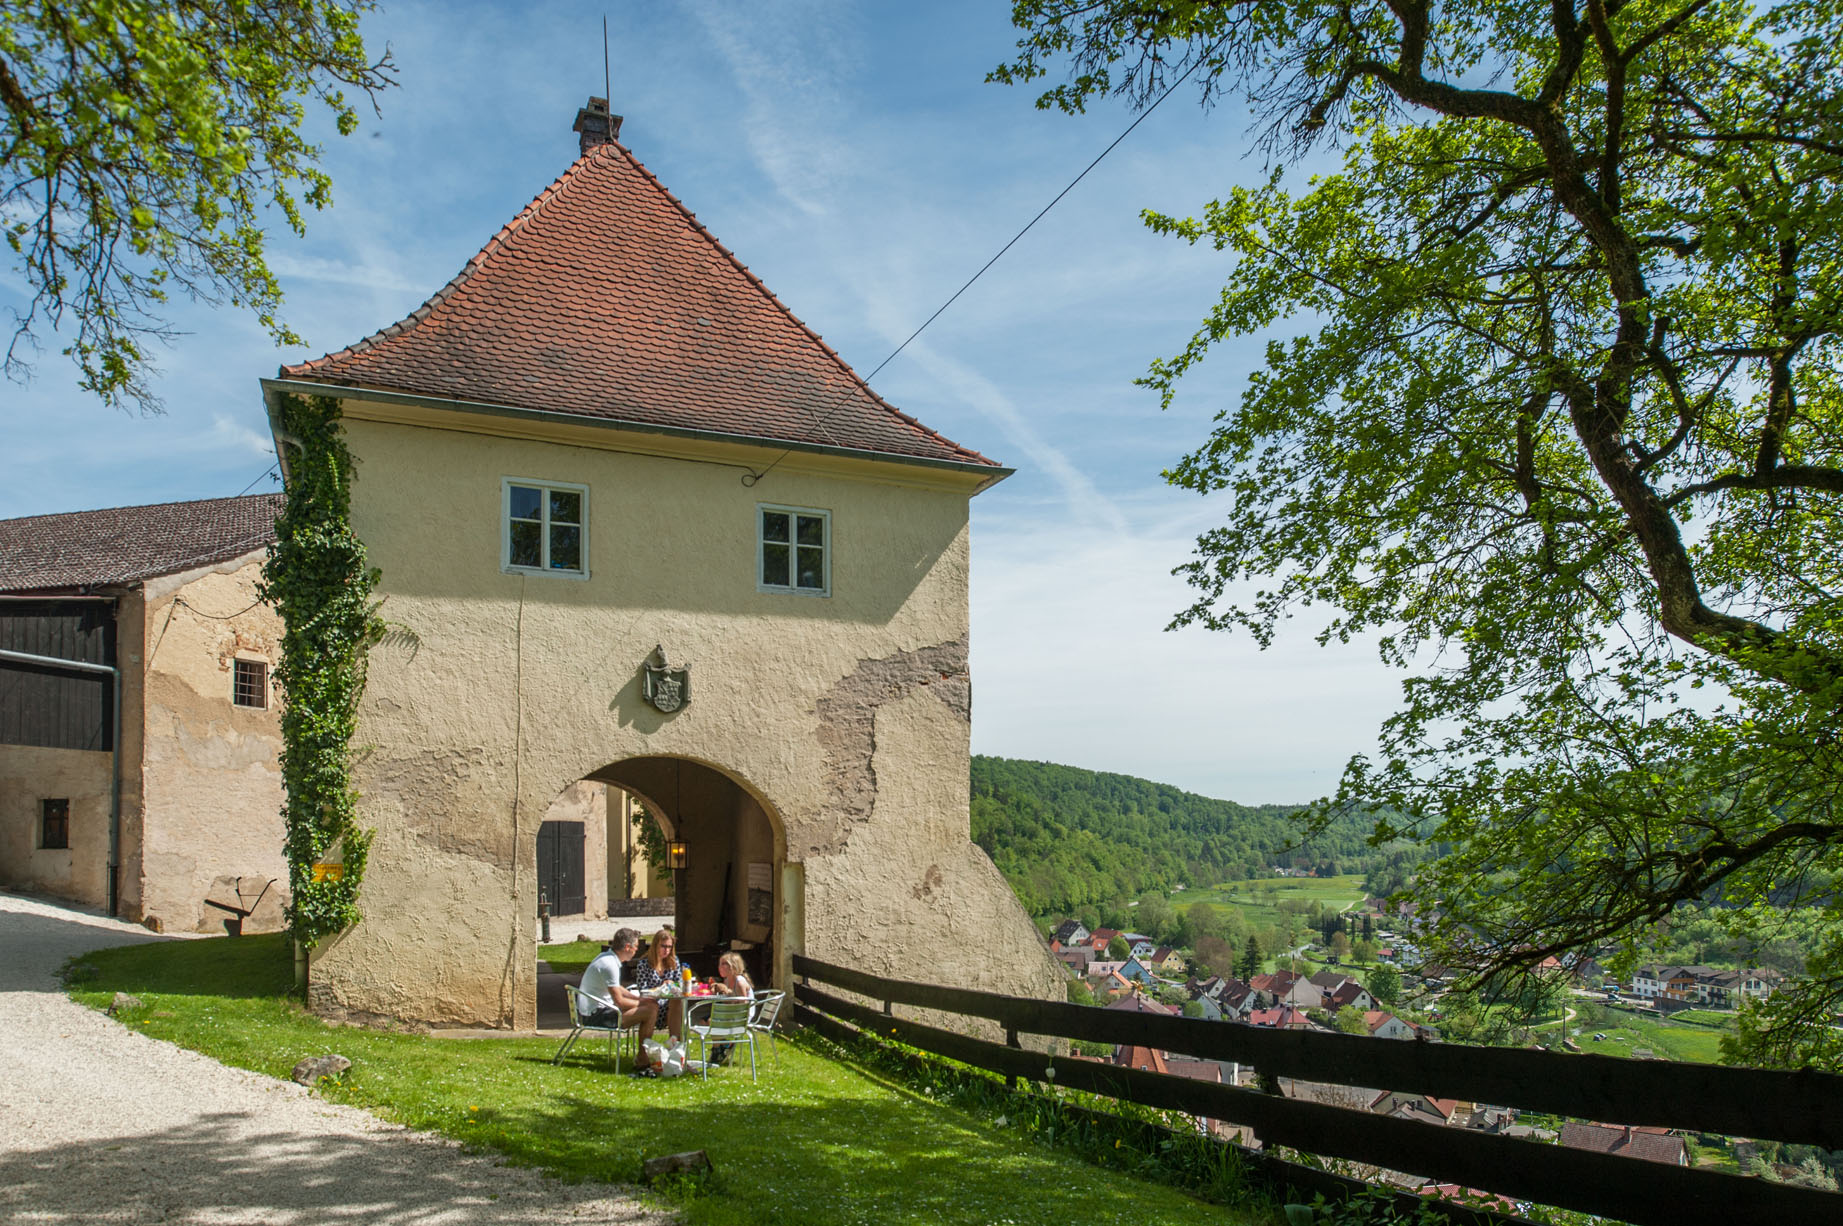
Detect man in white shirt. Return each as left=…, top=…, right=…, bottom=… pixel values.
left=576, top=927, right=665, bottom=1068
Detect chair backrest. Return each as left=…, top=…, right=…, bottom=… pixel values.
left=571, top=985, right=620, bottom=1028
left=696, top=998, right=753, bottom=1039
left=751, top=989, right=786, bottom=1029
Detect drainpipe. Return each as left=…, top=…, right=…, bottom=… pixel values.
left=0, top=640, right=122, bottom=915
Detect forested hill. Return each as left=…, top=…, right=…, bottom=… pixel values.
left=970, top=756, right=1381, bottom=915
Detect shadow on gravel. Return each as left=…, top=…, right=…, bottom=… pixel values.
left=0, top=1111, right=656, bottom=1225
left=0, top=893, right=172, bottom=993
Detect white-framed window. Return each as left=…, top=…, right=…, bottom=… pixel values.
left=757, top=504, right=829, bottom=596
left=503, top=479, right=588, bottom=578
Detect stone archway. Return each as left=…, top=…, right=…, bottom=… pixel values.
left=587, top=755, right=788, bottom=991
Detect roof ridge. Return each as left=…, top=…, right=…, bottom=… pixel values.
left=0, top=491, right=283, bottom=527
left=605, top=143, right=994, bottom=467
left=282, top=153, right=598, bottom=376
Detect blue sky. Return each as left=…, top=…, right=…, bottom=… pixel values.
left=0, top=0, right=1401, bottom=803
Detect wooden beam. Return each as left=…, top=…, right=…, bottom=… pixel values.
left=792, top=955, right=1843, bottom=1148
left=796, top=984, right=1843, bottom=1226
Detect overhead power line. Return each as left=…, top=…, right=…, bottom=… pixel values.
left=745, top=42, right=1225, bottom=486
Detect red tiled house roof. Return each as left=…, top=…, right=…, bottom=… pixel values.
left=278, top=137, right=996, bottom=471
left=1559, top=1122, right=1686, bottom=1166
left=0, top=495, right=284, bottom=595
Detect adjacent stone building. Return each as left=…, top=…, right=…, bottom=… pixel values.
left=262, top=100, right=1061, bottom=1028
left=0, top=494, right=289, bottom=933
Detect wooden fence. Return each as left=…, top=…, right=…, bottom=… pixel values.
left=792, top=955, right=1843, bottom=1226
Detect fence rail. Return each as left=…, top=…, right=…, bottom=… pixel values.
left=793, top=955, right=1843, bottom=1226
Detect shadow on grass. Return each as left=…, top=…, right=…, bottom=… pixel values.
left=70, top=928, right=294, bottom=999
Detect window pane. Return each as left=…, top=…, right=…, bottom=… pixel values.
left=762, top=511, right=790, bottom=543
left=549, top=524, right=582, bottom=571
left=509, top=485, right=542, bottom=519
left=796, top=514, right=825, bottom=547
left=550, top=489, right=581, bottom=524
left=797, top=546, right=824, bottom=589
left=509, top=520, right=542, bottom=567
left=762, top=543, right=790, bottom=587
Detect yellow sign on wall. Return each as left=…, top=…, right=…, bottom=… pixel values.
left=312, top=862, right=345, bottom=883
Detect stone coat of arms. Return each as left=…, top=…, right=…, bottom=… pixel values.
left=642, top=645, right=691, bottom=713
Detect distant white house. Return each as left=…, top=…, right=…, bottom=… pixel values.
left=1364, top=1011, right=1416, bottom=1040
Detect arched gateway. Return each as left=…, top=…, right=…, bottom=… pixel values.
left=268, top=100, right=1061, bottom=1029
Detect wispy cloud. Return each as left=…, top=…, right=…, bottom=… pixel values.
left=687, top=0, right=860, bottom=217
left=268, top=253, right=425, bottom=295
left=899, top=338, right=1128, bottom=532
left=209, top=414, right=275, bottom=460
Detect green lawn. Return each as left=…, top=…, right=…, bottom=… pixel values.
left=70, top=934, right=1274, bottom=1226
left=1578, top=1010, right=1731, bottom=1065
left=1171, top=874, right=1369, bottom=913
left=1169, top=876, right=1368, bottom=935
left=538, top=939, right=602, bottom=977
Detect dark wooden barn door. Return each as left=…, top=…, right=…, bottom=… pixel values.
left=536, top=820, right=586, bottom=916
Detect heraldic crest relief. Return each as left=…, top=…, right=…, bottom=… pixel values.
left=642, top=644, right=691, bottom=713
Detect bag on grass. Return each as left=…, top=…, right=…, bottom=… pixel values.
left=643, top=1037, right=688, bottom=1077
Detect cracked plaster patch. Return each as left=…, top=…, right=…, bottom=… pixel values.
left=805, top=636, right=970, bottom=859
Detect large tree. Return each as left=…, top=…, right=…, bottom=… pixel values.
left=997, top=0, right=1843, bottom=1068
left=1, top=0, right=393, bottom=410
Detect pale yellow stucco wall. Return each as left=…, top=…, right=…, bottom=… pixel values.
left=0, top=745, right=111, bottom=905
left=133, top=556, right=288, bottom=933
left=299, top=397, right=1062, bottom=1028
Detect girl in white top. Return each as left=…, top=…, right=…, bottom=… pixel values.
left=717, top=951, right=754, bottom=998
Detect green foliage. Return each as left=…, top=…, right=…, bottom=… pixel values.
left=257, top=394, right=383, bottom=947
left=1367, top=965, right=1401, bottom=1008
left=0, top=0, right=393, bottom=409
left=998, top=0, right=1843, bottom=1067
left=971, top=756, right=1386, bottom=917
left=1108, top=936, right=1132, bottom=961
left=1239, top=935, right=1264, bottom=982
left=1285, top=1186, right=1444, bottom=1226
left=1333, top=1005, right=1369, bottom=1036
left=1193, top=933, right=1237, bottom=978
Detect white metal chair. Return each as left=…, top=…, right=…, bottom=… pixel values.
left=553, top=985, right=638, bottom=1071
left=748, top=989, right=787, bottom=1065
left=685, top=997, right=757, bottom=1081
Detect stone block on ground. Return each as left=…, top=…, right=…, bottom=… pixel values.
left=641, top=1151, right=712, bottom=1182
left=291, top=1054, right=352, bottom=1086
left=107, top=992, right=143, bottom=1015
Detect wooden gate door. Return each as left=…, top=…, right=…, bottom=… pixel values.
left=536, top=820, right=587, bottom=916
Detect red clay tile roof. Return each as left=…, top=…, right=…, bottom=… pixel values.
left=0, top=494, right=283, bottom=594
left=1559, top=1122, right=1686, bottom=1166
left=281, top=142, right=996, bottom=469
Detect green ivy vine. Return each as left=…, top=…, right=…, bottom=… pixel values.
left=258, top=393, right=385, bottom=947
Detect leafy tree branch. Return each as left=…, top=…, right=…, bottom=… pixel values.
left=0, top=0, right=393, bottom=410
left=999, top=0, right=1843, bottom=1065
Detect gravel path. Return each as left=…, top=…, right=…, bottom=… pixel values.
left=0, top=891, right=672, bottom=1226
